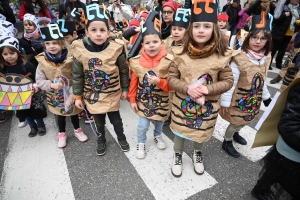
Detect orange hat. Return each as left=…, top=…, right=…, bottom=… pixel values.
left=217, top=13, right=229, bottom=22
left=129, top=19, right=140, bottom=27
left=140, top=12, right=148, bottom=19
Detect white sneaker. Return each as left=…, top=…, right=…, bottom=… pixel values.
left=171, top=152, right=182, bottom=177
left=135, top=143, right=146, bottom=159
left=18, top=121, right=27, bottom=128
left=192, top=150, right=204, bottom=175
left=154, top=135, right=166, bottom=150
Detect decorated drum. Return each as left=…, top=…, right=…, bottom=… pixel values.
left=0, top=73, right=33, bottom=110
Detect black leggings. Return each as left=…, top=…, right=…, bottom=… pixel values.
left=56, top=115, right=80, bottom=133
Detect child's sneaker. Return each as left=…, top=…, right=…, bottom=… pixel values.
left=171, top=152, right=183, bottom=177
left=78, top=110, right=86, bottom=119
left=57, top=132, right=67, bottom=148
left=191, top=150, right=204, bottom=175
left=18, top=121, right=27, bottom=128
left=85, top=116, right=94, bottom=124
left=97, top=140, right=106, bottom=156
left=154, top=135, right=166, bottom=150
left=135, top=143, right=146, bottom=159
left=118, top=139, right=130, bottom=152
left=28, top=126, right=38, bottom=137
left=74, top=128, right=88, bottom=142
left=37, top=124, right=46, bottom=136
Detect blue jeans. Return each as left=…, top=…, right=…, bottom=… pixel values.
left=137, top=117, right=164, bottom=143
left=26, top=117, right=44, bottom=128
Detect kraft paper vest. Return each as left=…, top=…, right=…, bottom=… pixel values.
left=220, top=52, right=271, bottom=125
left=71, top=39, right=123, bottom=114
left=130, top=54, right=173, bottom=121
left=36, top=52, right=82, bottom=116
left=170, top=47, right=234, bottom=143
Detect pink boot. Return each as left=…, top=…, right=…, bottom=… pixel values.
left=74, top=128, right=88, bottom=142
left=57, top=132, right=67, bottom=148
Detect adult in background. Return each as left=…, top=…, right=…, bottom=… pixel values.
left=226, top=0, right=241, bottom=35
left=107, top=0, right=133, bottom=27
left=59, top=0, right=85, bottom=21
left=162, top=1, right=178, bottom=39
left=237, top=2, right=249, bottom=33
left=137, top=3, right=148, bottom=13
left=246, top=0, right=276, bottom=16
left=269, top=0, right=299, bottom=71
left=19, top=0, right=50, bottom=21
left=223, top=0, right=232, bottom=12
left=132, top=4, right=137, bottom=14
left=44, top=0, right=56, bottom=23
left=0, top=0, right=16, bottom=24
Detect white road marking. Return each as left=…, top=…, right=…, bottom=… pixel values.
left=0, top=113, right=75, bottom=200
left=213, top=116, right=271, bottom=162
left=106, top=101, right=218, bottom=200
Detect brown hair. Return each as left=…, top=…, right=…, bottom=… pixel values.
left=43, top=40, right=67, bottom=49
left=241, top=30, right=272, bottom=55
left=180, top=23, right=228, bottom=56
left=24, top=20, right=37, bottom=29
left=0, top=46, right=26, bottom=68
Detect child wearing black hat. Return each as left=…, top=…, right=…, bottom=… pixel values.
left=220, top=12, right=273, bottom=158
left=128, top=17, right=173, bottom=159
left=167, top=0, right=234, bottom=177
left=72, top=4, right=130, bottom=156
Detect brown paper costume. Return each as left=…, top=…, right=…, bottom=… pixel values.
left=220, top=52, right=271, bottom=125
left=36, top=53, right=82, bottom=116
left=71, top=39, right=123, bottom=114
left=130, top=54, right=173, bottom=121
left=170, top=47, right=234, bottom=143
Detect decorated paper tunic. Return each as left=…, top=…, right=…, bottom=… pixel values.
left=220, top=52, right=271, bottom=125
left=171, top=47, right=234, bottom=143
left=130, top=54, right=173, bottom=121
left=71, top=39, right=123, bottom=114
left=36, top=53, right=82, bottom=116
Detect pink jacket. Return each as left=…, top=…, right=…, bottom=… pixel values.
left=237, top=8, right=249, bottom=30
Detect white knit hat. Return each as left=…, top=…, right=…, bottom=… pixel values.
left=0, top=36, right=19, bottom=50
left=23, top=13, right=51, bottom=26
left=0, top=21, right=17, bottom=37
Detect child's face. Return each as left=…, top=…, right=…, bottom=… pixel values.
left=85, top=21, right=110, bottom=45
left=171, top=26, right=185, bottom=42
left=24, top=21, right=36, bottom=33
left=249, top=31, right=268, bottom=53
left=192, top=22, right=213, bottom=49
left=44, top=40, right=63, bottom=56
left=64, top=32, right=77, bottom=44
left=143, top=34, right=162, bottom=57
left=217, top=20, right=227, bottom=29
left=2, top=47, right=18, bottom=65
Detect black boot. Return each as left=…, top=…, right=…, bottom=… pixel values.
left=97, top=135, right=106, bottom=156
left=233, top=132, right=247, bottom=145
left=37, top=124, right=46, bottom=136
left=251, top=185, right=275, bottom=200
left=222, top=140, right=240, bottom=158
left=270, top=75, right=282, bottom=84
left=28, top=126, right=38, bottom=137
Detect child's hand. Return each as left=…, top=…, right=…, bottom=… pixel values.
left=75, top=99, right=84, bottom=109
left=197, top=85, right=208, bottom=95
left=66, top=94, right=74, bottom=107
left=187, top=86, right=203, bottom=99
left=221, top=107, right=229, bottom=115
left=147, top=75, right=160, bottom=85
left=130, top=103, right=138, bottom=113
left=121, top=91, right=128, bottom=100
left=51, top=82, right=63, bottom=90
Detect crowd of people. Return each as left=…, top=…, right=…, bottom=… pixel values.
left=0, top=0, right=299, bottom=199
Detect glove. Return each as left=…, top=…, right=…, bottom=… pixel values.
left=263, top=98, right=272, bottom=107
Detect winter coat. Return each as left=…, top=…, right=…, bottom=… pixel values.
left=0, top=0, right=16, bottom=24
left=19, top=0, right=51, bottom=21
left=237, top=8, right=249, bottom=30
left=246, top=0, right=275, bottom=16
left=226, top=5, right=241, bottom=25
left=272, top=5, right=300, bottom=41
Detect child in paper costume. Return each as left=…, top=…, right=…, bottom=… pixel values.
left=35, top=23, right=88, bottom=148
left=72, top=4, right=130, bottom=156
left=0, top=36, right=47, bottom=136
left=164, top=8, right=190, bottom=53
left=128, top=17, right=173, bottom=159
left=19, top=14, right=50, bottom=68
left=251, top=82, right=300, bottom=200
left=220, top=12, right=273, bottom=158
left=167, top=0, right=234, bottom=177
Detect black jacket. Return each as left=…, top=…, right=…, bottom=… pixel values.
left=272, top=5, right=300, bottom=41
left=222, top=4, right=231, bottom=12
left=226, top=5, right=241, bottom=25
left=0, top=0, right=16, bottom=24
left=122, top=27, right=137, bottom=41
left=278, top=83, right=300, bottom=153
left=246, top=0, right=275, bottom=16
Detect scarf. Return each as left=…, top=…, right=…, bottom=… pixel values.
left=260, top=2, right=270, bottom=14
left=45, top=49, right=68, bottom=64
left=186, top=42, right=215, bottom=59
left=288, top=3, right=299, bottom=32
left=248, top=49, right=265, bottom=60
left=24, top=28, right=39, bottom=40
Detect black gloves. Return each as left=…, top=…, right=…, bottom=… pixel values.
left=263, top=98, right=272, bottom=107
